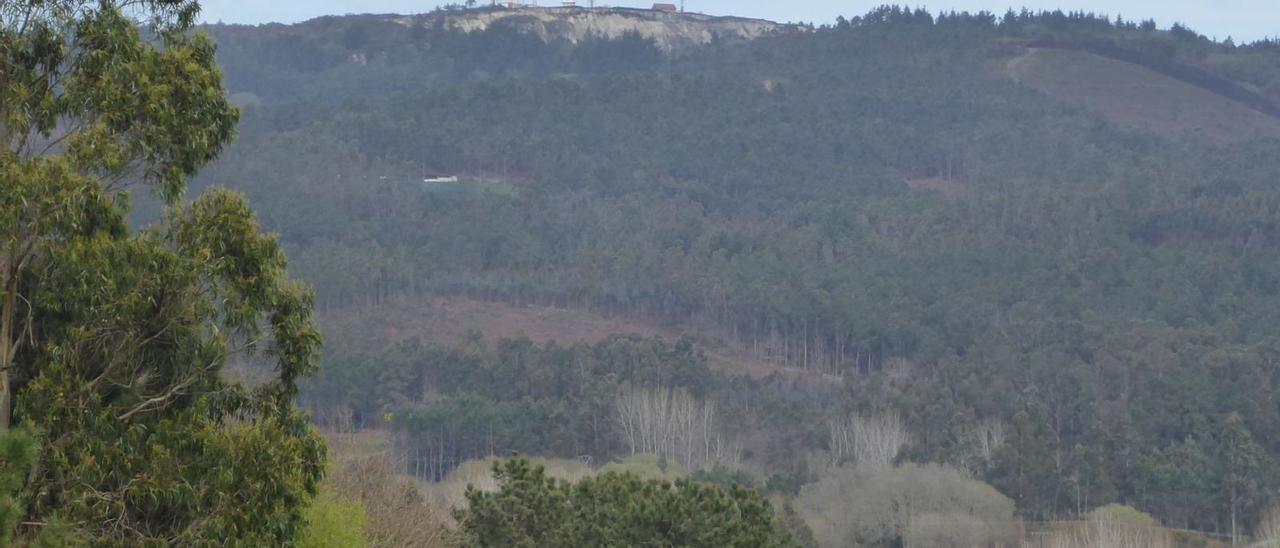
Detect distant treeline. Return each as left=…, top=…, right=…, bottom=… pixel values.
left=307, top=332, right=834, bottom=485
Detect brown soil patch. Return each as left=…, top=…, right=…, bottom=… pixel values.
left=906, top=176, right=964, bottom=195
left=320, top=296, right=840, bottom=384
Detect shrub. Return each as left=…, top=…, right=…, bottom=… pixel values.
left=1047, top=505, right=1172, bottom=548
left=796, top=463, right=1016, bottom=547
left=692, top=463, right=759, bottom=490
left=298, top=489, right=368, bottom=548
left=599, top=453, right=686, bottom=481
left=905, top=512, right=995, bottom=548
left=330, top=455, right=455, bottom=547
left=429, top=456, right=593, bottom=512
left=1087, top=504, right=1160, bottom=529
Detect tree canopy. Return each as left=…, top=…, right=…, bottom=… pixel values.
left=1, top=0, right=324, bottom=543
left=457, top=458, right=795, bottom=547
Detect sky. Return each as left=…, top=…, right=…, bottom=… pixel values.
left=198, top=1, right=1280, bottom=42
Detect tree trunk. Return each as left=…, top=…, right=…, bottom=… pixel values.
left=1231, top=493, right=1238, bottom=546
left=0, top=263, right=14, bottom=431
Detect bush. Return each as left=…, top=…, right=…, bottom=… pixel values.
left=599, top=453, right=686, bottom=481
left=905, top=513, right=995, bottom=548
left=430, top=456, right=594, bottom=511
left=1046, top=505, right=1172, bottom=548
left=298, top=489, right=368, bottom=548
left=0, top=429, right=37, bottom=545
left=1087, top=504, right=1160, bottom=529
left=692, top=463, right=759, bottom=490
left=797, top=463, right=1016, bottom=547
left=330, top=455, right=455, bottom=547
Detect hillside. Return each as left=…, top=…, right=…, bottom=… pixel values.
left=200, top=6, right=798, bottom=105
left=193, top=6, right=1280, bottom=541
left=1008, top=47, right=1280, bottom=142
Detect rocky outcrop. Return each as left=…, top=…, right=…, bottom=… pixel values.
left=407, top=7, right=802, bottom=50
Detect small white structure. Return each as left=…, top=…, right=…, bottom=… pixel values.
left=423, top=176, right=459, bottom=183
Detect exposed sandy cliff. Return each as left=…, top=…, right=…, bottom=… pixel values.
left=410, top=7, right=803, bottom=50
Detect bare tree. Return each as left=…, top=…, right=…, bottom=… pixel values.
left=616, top=386, right=738, bottom=471
left=828, top=412, right=909, bottom=466
left=1047, top=516, right=1173, bottom=548
left=976, top=418, right=1007, bottom=464
left=1254, top=505, right=1280, bottom=546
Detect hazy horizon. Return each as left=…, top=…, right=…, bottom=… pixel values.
left=199, top=1, right=1279, bottom=42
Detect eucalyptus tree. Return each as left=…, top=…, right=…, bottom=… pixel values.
left=1, top=1, right=325, bottom=543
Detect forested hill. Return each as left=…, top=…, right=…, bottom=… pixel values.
left=203, top=6, right=800, bottom=106
left=195, top=5, right=1280, bottom=539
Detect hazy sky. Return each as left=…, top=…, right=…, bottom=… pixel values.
left=198, top=1, right=1279, bottom=42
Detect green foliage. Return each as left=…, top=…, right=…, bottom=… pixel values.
left=764, top=461, right=815, bottom=497
left=2, top=1, right=325, bottom=543
left=205, top=19, right=666, bottom=107
left=457, top=458, right=795, bottom=547
left=0, top=429, right=37, bottom=545
left=599, top=454, right=687, bottom=482
left=773, top=502, right=819, bottom=548
left=1219, top=412, right=1274, bottom=540
left=431, top=455, right=593, bottom=511
left=1133, top=436, right=1214, bottom=530
left=298, top=488, right=369, bottom=548
left=989, top=406, right=1065, bottom=519
left=691, top=464, right=757, bottom=491
left=15, top=189, right=326, bottom=544
left=339, top=334, right=714, bottom=479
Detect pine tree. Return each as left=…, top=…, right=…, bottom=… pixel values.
left=459, top=458, right=796, bottom=547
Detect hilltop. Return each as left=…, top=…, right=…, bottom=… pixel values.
left=202, top=6, right=799, bottom=105
left=413, top=6, right=803, bottom=50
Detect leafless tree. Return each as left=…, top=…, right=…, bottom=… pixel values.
left=616, top=385, right=738, bottom=471
left=977, top=418, right=1007, bottom=464
left=828, top=412, right=909, bottom=466
left=1047, top=516, right=1173, bottom=548
left=1254, top=505, right=1280, bottom=546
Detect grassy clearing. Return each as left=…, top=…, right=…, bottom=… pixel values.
left=419, top=179, right=517, bottom=197
left=1011, top=48, right=1280, bottom=143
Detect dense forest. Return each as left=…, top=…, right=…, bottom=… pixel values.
left=184, top=6, right=1280, bottom=542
